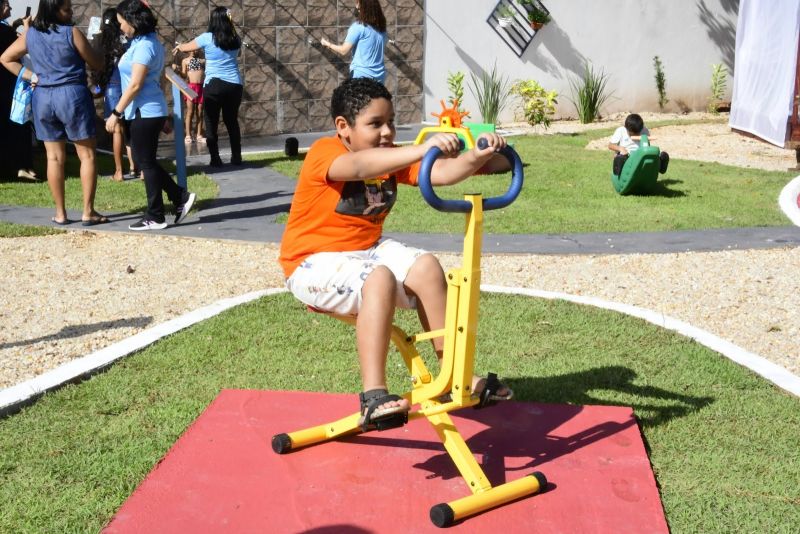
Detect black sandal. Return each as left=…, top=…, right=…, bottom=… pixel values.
left=436, top=372, right=514, bottom=408
left=475, top=372, right=514, bottom=409
left=358, top=389, right=409, bottom=432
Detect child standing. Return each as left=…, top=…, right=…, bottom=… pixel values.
left=180, top=48, right=205, bottom=143
left=278, top=78, right=513, bottom=430
left=608, top=113, right=669, bottom=175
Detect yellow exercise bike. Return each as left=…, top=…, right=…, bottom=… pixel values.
left=271, top=139, right=546, bottom=527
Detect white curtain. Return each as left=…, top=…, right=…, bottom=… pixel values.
left=730, top=0, right=800, bottom=147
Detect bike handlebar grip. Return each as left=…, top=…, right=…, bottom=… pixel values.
left=418, top=139, right=524, bottom=213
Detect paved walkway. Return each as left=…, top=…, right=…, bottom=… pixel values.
left=2, top=127, right=800, bottom=254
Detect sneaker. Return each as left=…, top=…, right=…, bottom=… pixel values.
left=209, top=157, right=224, bottom=168
left=174, top=192, right=196, bottom=225
left=128, top=218, right=167, bottom=231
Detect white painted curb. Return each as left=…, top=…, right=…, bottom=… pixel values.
left=4, top=284, right=798, bottom=415
left=482, top=285, right=800, bottom=397
left=778, top=175, right=800, bottom=227
left=0, top=288, right=288, bottom=414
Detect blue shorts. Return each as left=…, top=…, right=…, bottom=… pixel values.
left=32, top=84, right=96, bottom=142
left=104, top=83, right=122, bottom=119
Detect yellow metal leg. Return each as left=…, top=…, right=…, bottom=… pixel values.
left=430, top=472, right=547, bottom=527
left=272, top=412, right=361, bottom=454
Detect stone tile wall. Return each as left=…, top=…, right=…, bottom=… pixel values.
left=72, top=0, right=424, bottom=137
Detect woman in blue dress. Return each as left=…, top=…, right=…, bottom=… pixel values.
left=320, top=0, right=387, bottom=84
left=105, top=0, right=195, bottom=231
left=0, top=0, right=108, bottom=225
left=174, top=7, right=242, bottom=168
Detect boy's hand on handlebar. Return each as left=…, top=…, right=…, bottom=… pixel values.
left=422, top=133, right=461, bottom=158
left=475, top=133, right=506, bottom=156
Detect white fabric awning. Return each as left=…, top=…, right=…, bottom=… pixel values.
left=730, top=0, right=800, bottom=147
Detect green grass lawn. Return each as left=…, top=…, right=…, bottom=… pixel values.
left=248, top=121, right=793, bottom=234
left=1, top=292, right=798, bottom=532
left=0, top=149, right=218, bottom=237
left=1, top=121, right=792, bottom=237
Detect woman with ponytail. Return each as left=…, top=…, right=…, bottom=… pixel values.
left=174, top=7, right=242, bottom=168
left=320, top=0, right=387, bottom=83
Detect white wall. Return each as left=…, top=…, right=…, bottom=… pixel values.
left=423, top=0, right=738, bottom=123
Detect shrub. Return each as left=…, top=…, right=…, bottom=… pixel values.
left=468, top=63, right=511, bottom=124
left=447, top=71, right=466, bottom=114
left=653, top=56, right=669, bottom=110
left=708, top=63, right=728, bottom=114
left=511, top=80, right=558, bottom=128
left=568, top=63, right=613, bottom=124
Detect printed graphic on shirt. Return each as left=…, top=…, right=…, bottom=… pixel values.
left=335, top=176, right=397, bottom=220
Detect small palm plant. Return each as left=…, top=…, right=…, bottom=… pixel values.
left=468, top=63, right=511, bottom=124
left=568, top=63, right=613, bottom=124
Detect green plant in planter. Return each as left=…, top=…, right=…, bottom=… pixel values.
left=496, top=4, right=516, bottom=20
left=447, top=71, right=466, bottom=114
left=522, top=2, right=551, bottom=27
left=511, top=80, right=558, bottom=128
left=468, top=62, right=511, bottom=124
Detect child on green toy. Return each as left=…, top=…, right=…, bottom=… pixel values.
left=608, top=113, right=669, bottom=176
left=278, top=78, right=513, bottom=431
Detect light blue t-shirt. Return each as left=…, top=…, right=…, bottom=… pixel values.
left=344, top=22, right=387, bottom=83
left=195, top=32, right=241, bottom=86
left=118, top=33, right=167, bottom=120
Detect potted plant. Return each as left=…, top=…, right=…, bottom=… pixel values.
left=523, top=2, right=551, bottom=30
left=496, top=4, right=515, bottom=28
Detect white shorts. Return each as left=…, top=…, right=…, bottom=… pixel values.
left=286, top=238, right=427, bottom=316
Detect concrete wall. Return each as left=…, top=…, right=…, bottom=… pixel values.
left=423, top=0, right=739, bottom=123
left=66, top=0, right=425, bottom=136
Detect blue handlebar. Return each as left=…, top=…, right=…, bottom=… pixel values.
left=417, top=138, right=524, bottom=213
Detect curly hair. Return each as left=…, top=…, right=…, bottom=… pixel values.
left=95, top=7, right=127, bottom=89
left=357, top=0, right=386, bottom=33
left=330, top=77, right=392, bottom=124
left=116, top=0, right=157, bottom=36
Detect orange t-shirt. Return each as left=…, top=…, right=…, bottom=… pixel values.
left=278, top=136, right=421, bottom=278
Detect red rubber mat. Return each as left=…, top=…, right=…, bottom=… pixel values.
left=104, top=390, right=668, bottom=533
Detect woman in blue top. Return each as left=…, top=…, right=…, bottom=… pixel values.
left=105, top=0, right=195, bottom=231
left=320, top=0, right=387, bottom=83
left=174, top=7, right=242, bottom=168
left=0, top=0, right=109, bottom=226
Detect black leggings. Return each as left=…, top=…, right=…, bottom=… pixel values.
left=129, top=114, right=184, bottom=222
left=203, top=78, right=243, bottom=163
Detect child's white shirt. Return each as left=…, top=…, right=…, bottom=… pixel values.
left=610, top=126, right=650, bottom=153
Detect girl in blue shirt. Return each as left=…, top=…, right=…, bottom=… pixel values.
left=320, top=0, right=387, bottom=83
left=106, top=0, right=195, bottom=231
left=174, top=7, right=242, bottom=168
